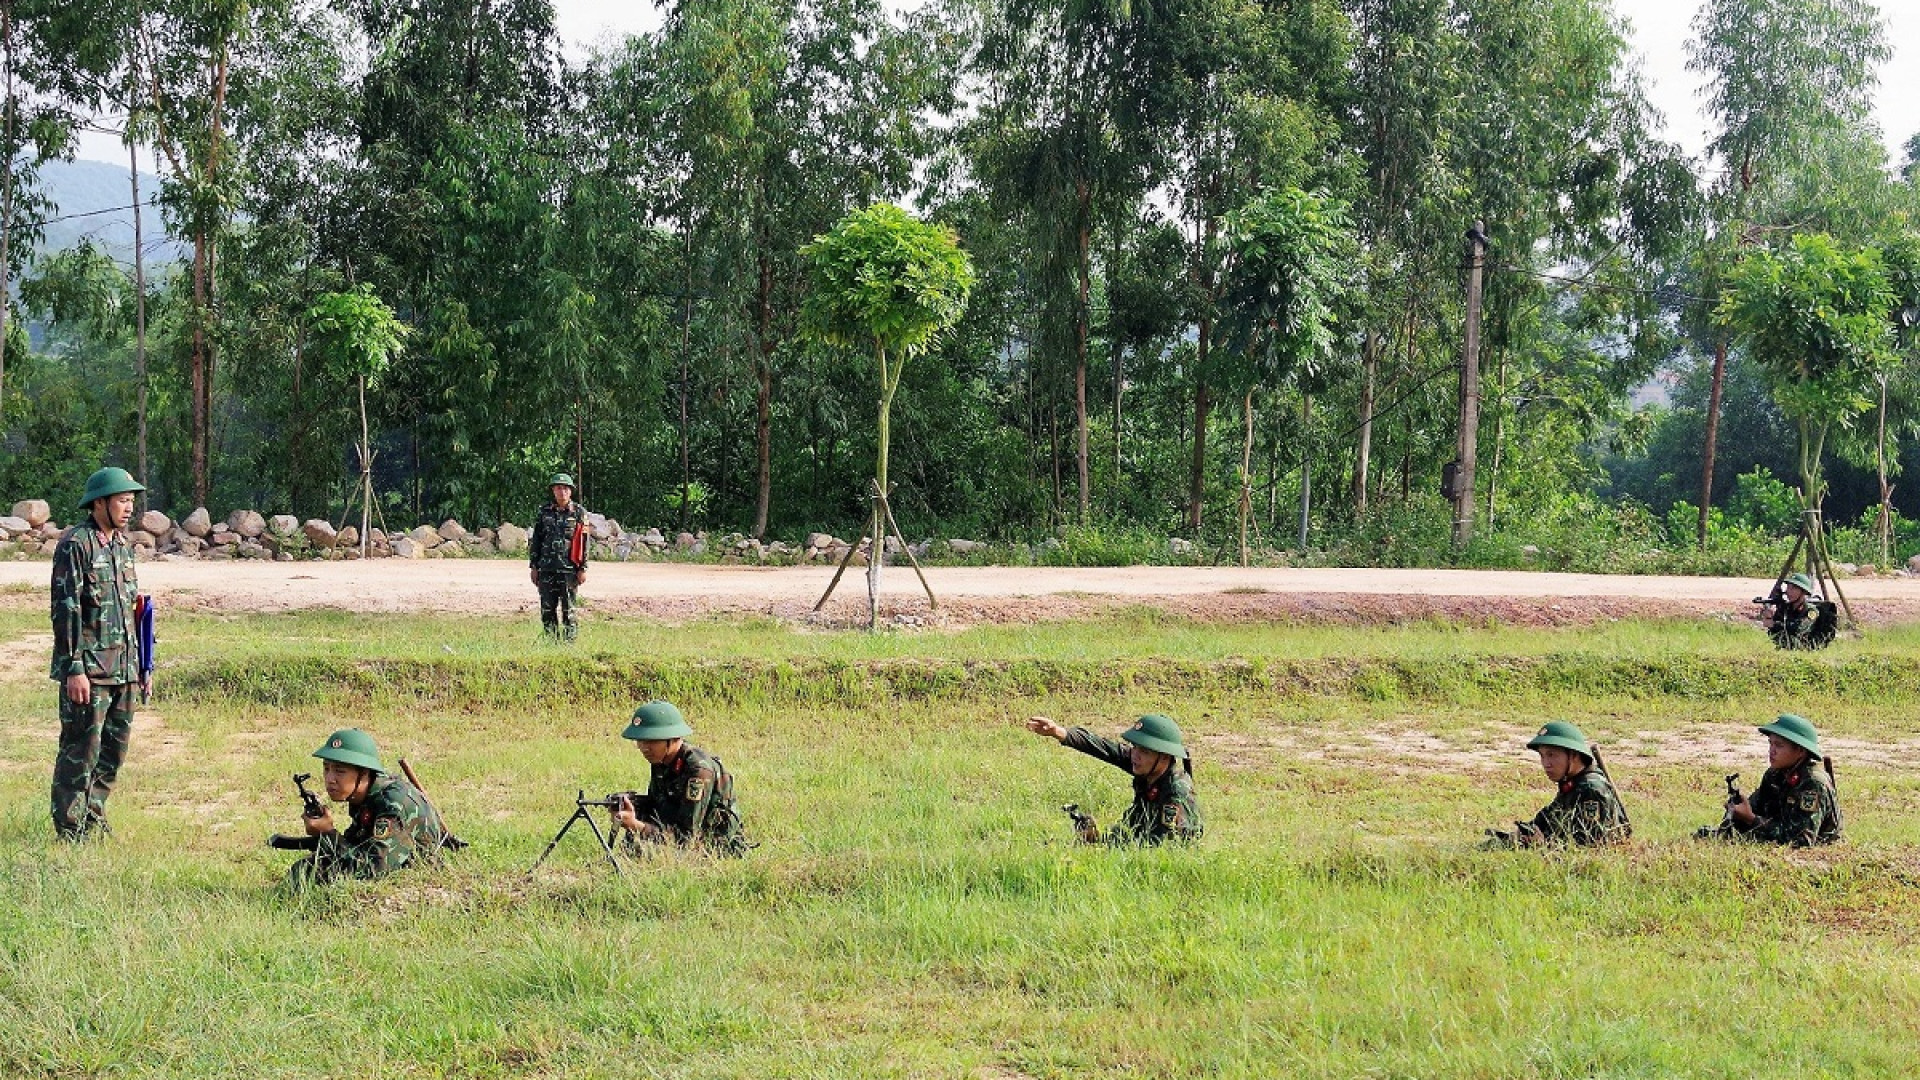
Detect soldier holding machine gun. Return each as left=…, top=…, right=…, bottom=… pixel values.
left=607, top=701, right=748, bottom=857
left=1756, top=572, right=1837, bottom=652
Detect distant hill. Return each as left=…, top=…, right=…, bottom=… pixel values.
left=31, top=158, right=186, bottom=269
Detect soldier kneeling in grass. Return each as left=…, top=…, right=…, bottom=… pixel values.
left=609, top=701, right=748, bottom=856
left=1484, top=721, right=1631, bottom=849
left=1026, top=713, right=1203, bottom=846
left=280, top=728, right=451, bottom=888
left=1696, top=713, right=1842, bottom=847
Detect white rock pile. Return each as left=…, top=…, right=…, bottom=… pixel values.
left=0, top=498, right=999, bottom=566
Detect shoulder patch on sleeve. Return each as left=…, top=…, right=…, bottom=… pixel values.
left=373, top=818, right=396, bottom=841
left=1161, top=803, right=1180, bottom=825
left=687, top=776, right=710, bottom=802
left=1799, top=789, right=1821, bottom=812
left=1578, top=800, right=1602, bottom=820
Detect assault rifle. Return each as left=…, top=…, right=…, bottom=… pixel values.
left=267, top=772, right=327, bottom=852
left=1696, top=773, right=1742, bottom=839
left=527, top=791, right=653, bottom=876
left=1061, top=803, right=1097, bottom=842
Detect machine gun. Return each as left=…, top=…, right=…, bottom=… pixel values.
left=527, top=791, right=652, bottom=875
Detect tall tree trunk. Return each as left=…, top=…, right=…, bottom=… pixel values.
left=1111, top=341, right=1124, bottom=517
left=0, top=2, right=13, bottom=427
left=1238, top=388, right=1255, bottom=566
left=677, top=230, right=693, bottom=531
left=131, top=142, right=150, bottom=508
left=1877, top=375, right=1892, bottom=566
left=1697, top=337, right=1728, bottom=546
left=1074, top=179, right=1091, bottom=520
left=1298, top=393, right=1313, bottom=551
left=752, top=249, right=774, bottom=537
left=1352, top=331, right=1378, bottom=515
left=190, top=226, right=211, bottom=505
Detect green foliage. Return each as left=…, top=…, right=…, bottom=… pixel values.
left=1220, top=187, right=1358, bottom=391
left=801, top=203, right=976, bottom=363
left=1718, top=232, right=1895, bottom=502
left=305, top=285, right=407, bottom=387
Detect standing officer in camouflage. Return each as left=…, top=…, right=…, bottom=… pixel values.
left=1026, top=713, right=1203, bottom=846
left=529, top=473, right=589, bottom=640
left=1698, top=714, right=1842, bottom=847
left=48, top=467, right=148, bottom=840
left=609, top=701, right=748, bottom=855
left=1484, top=720, right=1632, bottom=848
left=283, top=728, right=451, bottom=887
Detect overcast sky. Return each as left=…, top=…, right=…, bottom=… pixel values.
left=74, top=0, right=1920, bottom=173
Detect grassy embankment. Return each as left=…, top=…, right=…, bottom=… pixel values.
left=3, top=608, right=1920, bottom=1078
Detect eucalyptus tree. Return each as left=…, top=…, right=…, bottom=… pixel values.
left=1219, top=187, right=1358, bottom=561
left=1686, top=0, right=1888, bottom=543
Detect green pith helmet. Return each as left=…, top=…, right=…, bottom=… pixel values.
left=78, top=466, right=146, bottom=509
left=1758, top=713, right=1822, bottom=759
left=1121, top=713, right=1188, bottom=759
left=549, top=473, right=575, bottom=490
left=1782, top=572, right=1818, bottom=594
left=312, top=728, right=385, bottom=774
left=1526, top=720, right=1593, bottom=759
left=623, top=700, right=693, bottom=741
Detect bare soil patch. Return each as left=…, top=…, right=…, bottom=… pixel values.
left=2, top=560, right=1916, bottom=627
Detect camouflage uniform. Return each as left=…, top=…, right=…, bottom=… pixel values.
left=1720, top=760, right=1842, bottom=847
left=1768, top=601, right=1837, bottom=651
left=49, top=517, right=141, bottom=839
left=287, top=776, right=451, bottom=887
left=529, top=499, right=589, bottom=640
left=619, top=743, right=747, bottom=856
left=1517, top=769, right=1632, bottom=847
left=1062, top=727, right=1203, bottom=846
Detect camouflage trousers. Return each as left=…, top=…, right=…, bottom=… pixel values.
left=537, top=572, right=579, bottom=640
left=52, top=682, right=135, bottom=839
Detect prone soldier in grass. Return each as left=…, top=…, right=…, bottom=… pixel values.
left=1762, top=572, right=1838, bottom=652
left=1697, top=713, right=1842, bottom=847
left=48, top=467, right=149, bottom=841
left=279, top=728, right=451, bottom=888
left=528, top=472, right=589, bottom=641
left=1484, top=720, right=1631, bottom=849
left=608, top=701, right=748, bottom=856
left=1026, top=712, right=1203, bottom=846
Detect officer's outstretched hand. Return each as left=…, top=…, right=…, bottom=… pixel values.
left=303, top=806, right=336, bottom=836
left=1026, top=715, right=1068, bottom=742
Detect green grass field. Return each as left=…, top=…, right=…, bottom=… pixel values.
left=3, top=607, right=1920, bottom=1078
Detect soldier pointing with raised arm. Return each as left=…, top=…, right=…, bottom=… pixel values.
left=1026, top=713, right=1203, bottom=846
left=48, top=467, right=148, bottom=841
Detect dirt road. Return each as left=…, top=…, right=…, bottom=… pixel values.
left=4, top=558, right=1916, bottom=625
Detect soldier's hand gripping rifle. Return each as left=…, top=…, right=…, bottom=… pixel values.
left=527, top=791, right=650, bottom=875
left=267, top=772, right=326, bottom=852
left=1696, top=773, right=1742, bottom=838
left=1062, top=803, right=1099, bottom=843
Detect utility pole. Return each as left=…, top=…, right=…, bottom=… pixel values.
left=1450, top=221, right=1487, bottom=548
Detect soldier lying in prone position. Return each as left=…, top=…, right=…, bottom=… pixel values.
left=1485, top=720, right=1631, bottom=849
left=278, top=728, right=451, bottom=888
left=1697, top=713, right=1842, bottom=847
left=1027, top=713, right=1203, bottom=846
left=609, top=701, right=748, bottom=856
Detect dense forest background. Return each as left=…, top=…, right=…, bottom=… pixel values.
left=3, top=0, right=1919, bottom=568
